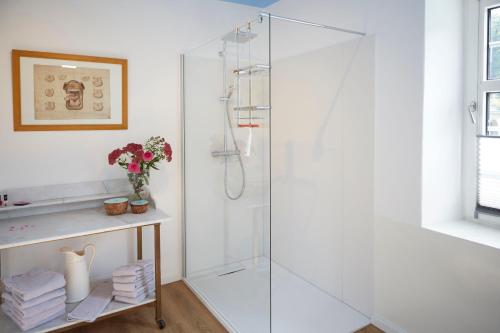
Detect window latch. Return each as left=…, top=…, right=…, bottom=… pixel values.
left=468, top=101, right=477, bottom=125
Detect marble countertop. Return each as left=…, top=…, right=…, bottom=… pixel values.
left=0, top=207, right=169, bottom=250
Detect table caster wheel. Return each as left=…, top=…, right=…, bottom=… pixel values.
left=157, top=319, right=166, bottom=329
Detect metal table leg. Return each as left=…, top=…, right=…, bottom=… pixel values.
left=137, top=226, right=143, bottom=260
left=154, top=223, right=165, bottom=329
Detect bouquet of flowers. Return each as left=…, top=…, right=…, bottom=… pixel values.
left=108, top=136, right=172, bottom=199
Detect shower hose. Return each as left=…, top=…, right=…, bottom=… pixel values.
left=224, top=88, right=246, bottom=200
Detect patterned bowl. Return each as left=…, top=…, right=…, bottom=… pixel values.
left=130, top=199, right=149, bottom=214
left=104, top=197, right=129, bottom=215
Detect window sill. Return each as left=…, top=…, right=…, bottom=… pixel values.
left=424, top=218, right=500, bottom=250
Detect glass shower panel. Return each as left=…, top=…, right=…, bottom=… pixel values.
left=269, top=17, right=373, bottom=333
left=183, top=15, right=270, bottom=333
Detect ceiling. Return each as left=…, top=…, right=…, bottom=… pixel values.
left=220, top=0, right=280, bottom=8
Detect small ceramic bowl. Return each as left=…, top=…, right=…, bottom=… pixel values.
left=104, top=197, right=129, bottom=215
left=130, top=199, right=149, bottom=214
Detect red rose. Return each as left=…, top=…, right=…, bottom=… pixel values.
left=123, top=143, right=143, bottom=154
left=134, top=150, right=144, bottom=163
left=163, top=143, right=172, bottom=162
left=108, top=149, right=123, bottom=165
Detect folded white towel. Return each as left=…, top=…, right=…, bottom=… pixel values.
left=2, top=268, right=66, bottom=302
left=137, top=259, right=154, bottom=271
left=67, top=281, right=113, bottom=323
left=2, top=302, right=65, bottom=331
left=112, top=260, right=154, bottom=278
left=4, top=294, right=66, bottom=319
left=113, top=277, right=153, bottom=292
left=112, top=271, right=153, bottom=284
left=4, top=288, right=66, bottom=310
left=112, top=281, right=154, bottom=298
left=112, top=288, right=145, bottom=299
left=112, top=264, right=143, bottom=277
left=114, top=292, right=147, bottom=305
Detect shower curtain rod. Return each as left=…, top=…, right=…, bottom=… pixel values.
left=259, top=12, right=366, bottom=36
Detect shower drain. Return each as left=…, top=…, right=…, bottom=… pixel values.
left=217, top=268, right=246, bottom=277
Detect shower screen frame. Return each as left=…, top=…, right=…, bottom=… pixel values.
left=180, top=11, right=366, bottom=333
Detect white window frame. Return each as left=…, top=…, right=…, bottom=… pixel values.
left=465, top=0, right=500, bottom=225
left=478, top=0, right=500, bottom=134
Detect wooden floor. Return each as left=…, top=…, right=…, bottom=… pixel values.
left=65, top=281, right=384, bottom=333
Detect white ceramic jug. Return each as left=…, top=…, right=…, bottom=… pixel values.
left=60, top=244, right=96, bottom=303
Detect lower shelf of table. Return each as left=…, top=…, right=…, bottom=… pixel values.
left=0, top=295, right=156, bottom=333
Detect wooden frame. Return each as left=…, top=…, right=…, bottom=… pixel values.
left=12, top=49, right=128, bottom=131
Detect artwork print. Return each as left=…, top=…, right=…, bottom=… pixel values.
left=12, top=49, right=127, bottom=131
left=33, top=65, right=111, bottom=120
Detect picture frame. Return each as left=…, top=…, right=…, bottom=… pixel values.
left=12, top=50, right=128, bottom=131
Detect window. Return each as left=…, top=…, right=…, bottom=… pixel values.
left=476, top=1, right=500, bottom=216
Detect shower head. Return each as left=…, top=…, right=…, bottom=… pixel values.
left=222, top=30, right=258, bottom=44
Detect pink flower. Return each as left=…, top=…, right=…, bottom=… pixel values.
left=108, top=149, right=123, bottom=165
left=128, top=162, right=141, bottom=174
left=163, top=143, right=172, bottom=162
left=143, top=151, right=154, bottom=162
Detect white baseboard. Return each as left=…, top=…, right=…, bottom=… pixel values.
left=162, top=273, right=182, bottom=285
left=371, top=315, right=408, bottom=333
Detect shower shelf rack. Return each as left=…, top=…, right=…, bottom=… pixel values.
left=233, top=105, right=270, bottom=111
left=233, top=64, right=270, bottom=76
left=233, top=106, right=269, bottom=128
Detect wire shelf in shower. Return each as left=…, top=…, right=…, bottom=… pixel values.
left=233, top=105, right=271, bottom=111
left=233, top=64, right=270, bottom=76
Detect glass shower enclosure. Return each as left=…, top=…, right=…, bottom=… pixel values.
left=182, top=12, right=374, bottom=333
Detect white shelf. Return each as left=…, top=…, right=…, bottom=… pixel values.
left=0, top=207, right=169, bottom=250
left=0, top=192, right=129, bottom=213
left=0, top=180, right=167, bottom=332
left=0, top=292, right=155, bottom=333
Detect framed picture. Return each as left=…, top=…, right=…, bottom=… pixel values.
left=12, top=50, right=128, bottom=131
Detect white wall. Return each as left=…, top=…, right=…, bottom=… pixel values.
left=0, top=0, right=258, bottom=283
left=270, top=37, right=374, bottom=316
left=367, top=1, right=500, bottom=332
left=272, top=0, right=500, bottom=332
left=422, top=0, right=463, bottom=227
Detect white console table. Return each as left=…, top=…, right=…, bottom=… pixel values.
left=0, top=179, right=169, bottom=332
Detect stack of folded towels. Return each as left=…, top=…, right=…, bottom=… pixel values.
left=112, top=259, right=154, bottom=304
left=1, top=268, right=66, bottom=331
